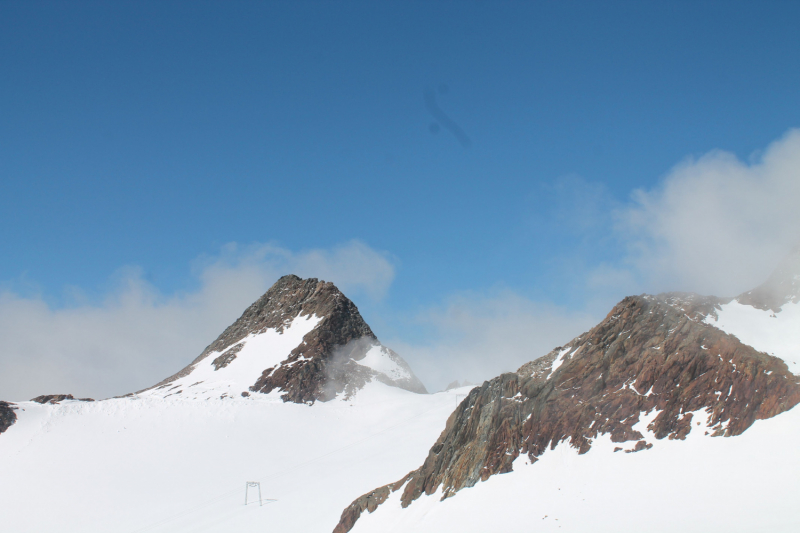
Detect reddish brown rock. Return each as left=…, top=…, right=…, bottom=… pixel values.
left=332, top=474, right=412, bottom=533
left=335, top=293, right=800, bottom=533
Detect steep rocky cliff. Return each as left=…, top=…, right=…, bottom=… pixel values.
left=335, top=290, right=800, bottom=532
left=141, top=275, right=426, bottom=403
left=0, top=402, right=16, bottom=435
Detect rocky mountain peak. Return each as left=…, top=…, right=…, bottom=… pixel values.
left=202, top=274, right=376, bottom=359
left=335, top=289, right=800, bottom=532
left=142, top=275, right=427, bottom=403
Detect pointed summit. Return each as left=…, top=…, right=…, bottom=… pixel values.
left=141, top=275, right=426, bottom=403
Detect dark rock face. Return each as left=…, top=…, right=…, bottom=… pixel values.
left=0, top=401, right=17, bottom=435
left=211, top=342, right=244, bottom=370
left=31, top=394, right=94, bottom=404
left=146, top=275, right=426, bottom=403
left=247, top=278, right=413, bottom=403
left=335, top=293, right=800, bottom=532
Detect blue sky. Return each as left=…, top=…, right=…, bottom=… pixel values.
left=2, top=1, right=800, bottom=398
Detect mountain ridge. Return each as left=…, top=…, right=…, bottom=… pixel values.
left=335, top=250, right=800, bottom=532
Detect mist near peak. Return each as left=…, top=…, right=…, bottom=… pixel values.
left=0, top=241, right=394, bottom=401
left=613, top=128, right=800, bottom=298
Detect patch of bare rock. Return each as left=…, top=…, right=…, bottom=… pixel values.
left=0, top=401, right=17, bottom=435
left=30, top=394, right=95, bottom=404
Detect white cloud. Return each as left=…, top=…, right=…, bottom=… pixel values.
left=387, top=289, right=597, bottom=392
left=389, top=128, right=800, bottom=394
left=195, top=240, right=396, bottom=302
left=7, top=131, right=799, bottom=403
left=0, top=240, right=395, bottom=401
left=615, top=128, right=800, bottom=297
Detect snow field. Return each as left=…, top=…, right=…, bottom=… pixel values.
left=0, top=384, right=474, bottom=533
left=351, top=295, right=800, bottom=533
left=357, top=345, right=412, bottom=382
left=351, top=404, right=800, bottom=533
left=706, top=301, right=800, bottom=374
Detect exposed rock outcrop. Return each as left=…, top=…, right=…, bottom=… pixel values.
left=0, top=401, right=17, bottom=435
left=31, top=394, right=94, bottom=404
left=333, top=474, right=413, bottom=533
left=335, top=293, right=800, bottom=532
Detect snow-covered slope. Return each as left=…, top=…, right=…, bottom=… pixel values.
left=0, top=383, right=471, bottom=533
left=337, top=251, right=800, bottom=533
left=138, top=312, right=421, bottom=402
left=0, top=274, right=446, bottom=532
left=143, top=313, right=323, bottom=400
left=701, top=246, right=800, bottom=373
left=140, top=274, right=426, bottom=402
left=349, top=404, right=800, bottom=533
left=705, top=300, right=800, bottom=373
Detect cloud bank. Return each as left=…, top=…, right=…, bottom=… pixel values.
left=3, top=130, right=799, bottom=402
left=0, top=241, right=395, bottom=401
left=616, top=129, right=800, bottom=297
left=392, top=129, right=800, bottom=391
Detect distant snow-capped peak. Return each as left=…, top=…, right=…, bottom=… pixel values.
left=138, top=274, right=427, bottom=403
